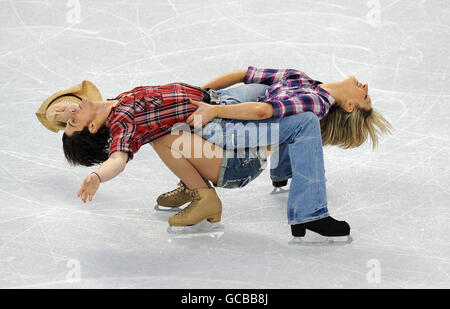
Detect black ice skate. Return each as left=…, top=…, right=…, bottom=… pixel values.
left=270, top=180, right=289, bottom=195
left=289, top=216, right=352, bottom=245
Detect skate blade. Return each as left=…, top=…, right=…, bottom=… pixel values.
left=270, top=187, right=289, bottom=195
left=167, top=221, right=225, bottom=238
left=289, top=235, right=353, bottom=246
left=154, top=204, right=182, bottom=212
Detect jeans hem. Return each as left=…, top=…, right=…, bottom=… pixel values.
left=288, top=211, right=329, bottom=225
left=270, top=175, right=292, bottom=182
left=215, top=154, right=229, bottom=188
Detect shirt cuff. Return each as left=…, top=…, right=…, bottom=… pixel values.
left=243, top=66, right=257, bottom=84
left=109, top=146, right=134, bottom=162
left=265, top=100, right=285, bottom=118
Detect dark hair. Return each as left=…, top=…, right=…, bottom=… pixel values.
left=62, top=125, right=111, bottom=167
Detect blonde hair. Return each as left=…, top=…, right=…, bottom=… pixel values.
left=320, top=105, right=392, bottom=150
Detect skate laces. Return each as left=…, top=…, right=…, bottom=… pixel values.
left=173, top=191, right=200, bottom=218
left=162, top=182, right=189, bottom=197
left=190, top=190, right=201, bottom=201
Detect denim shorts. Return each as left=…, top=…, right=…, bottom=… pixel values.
left=203, top=87, right=270, bottom=188
left=215, top=147, right=268, bottom=189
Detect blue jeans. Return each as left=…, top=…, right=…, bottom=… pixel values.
left=270, top=143, right=292, bottom=182
left=202, top=84, right=329, bottom=224
left=215, top=147, right=268, bottom=189
left=203, top=84, right=291, bottom=181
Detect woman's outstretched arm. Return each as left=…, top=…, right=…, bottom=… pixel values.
left=77, top=151, right=128, bottom=203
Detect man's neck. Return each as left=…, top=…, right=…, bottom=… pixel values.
left=319, top=82, right=347, bottom=107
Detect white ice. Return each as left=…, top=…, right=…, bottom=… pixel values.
left=0, top=0, right=449, bottom=288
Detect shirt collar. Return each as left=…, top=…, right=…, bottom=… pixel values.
left=315, top=82, right=336, bottom=106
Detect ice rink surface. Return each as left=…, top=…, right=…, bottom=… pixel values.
left=0, top=0, right=449, bottom=288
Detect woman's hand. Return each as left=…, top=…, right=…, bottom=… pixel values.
left=186, top=99, right=217, bottom=128
left=77, top=173, right=101, bottom=203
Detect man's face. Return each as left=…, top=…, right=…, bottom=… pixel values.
left=64, top=98, right=93, bottom=136
left=345, top=76, right=372, bottom=111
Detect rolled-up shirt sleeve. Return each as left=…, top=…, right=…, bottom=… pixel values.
left=108, top=121, right=135, bottom=161
left=244, top=66, right=301, bottom=86
left=266, top=94, right=331, bottom=119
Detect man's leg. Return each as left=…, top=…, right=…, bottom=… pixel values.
left=200, top=83, right=271, bottom=146
left=218, top=84, right=294, bottom=187
left=270, top=143, right=292, bottom=187
left=211, top=112, right=350, bottom=237
left=205, top=112, right=326, bottom=221
left=282, top=113, right=328, bottom=224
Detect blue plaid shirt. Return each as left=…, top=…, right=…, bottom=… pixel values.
left=244, top=66, right=336, bottom=119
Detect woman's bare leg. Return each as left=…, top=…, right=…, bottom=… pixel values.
left=151, top=131, right=223, bottom=189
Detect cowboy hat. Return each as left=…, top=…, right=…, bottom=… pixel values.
left=36, top=80, right=102, bottom=133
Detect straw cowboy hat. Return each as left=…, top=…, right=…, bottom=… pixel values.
left=36, top=80, right=103, bottom=133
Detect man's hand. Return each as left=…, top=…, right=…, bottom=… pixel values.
left=55, top=104, right=79, bottom=121
left=77, top=173, right=101, bottom=203
left=186, top=99, right=217, bottom=128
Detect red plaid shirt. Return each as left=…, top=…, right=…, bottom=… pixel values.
left=106, top=83, right=205, bottom=161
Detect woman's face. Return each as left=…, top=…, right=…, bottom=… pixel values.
left=64, top=98, right=95, bottom=136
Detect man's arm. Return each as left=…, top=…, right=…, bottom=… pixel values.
left=214, top=102, right=273, bottom=120
left=186, top=99, right=274, bottom=127
left=77, top=151, right=128, bottom=203
left=201, top=69, right=247, bottom=90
